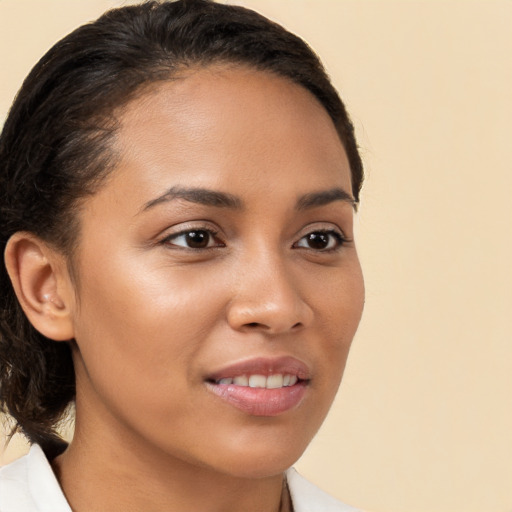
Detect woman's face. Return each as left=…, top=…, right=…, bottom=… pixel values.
left=67, top=65, right=364, bottom=478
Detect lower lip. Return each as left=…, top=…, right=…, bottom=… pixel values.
left=206, top=382, right=308, bottom=416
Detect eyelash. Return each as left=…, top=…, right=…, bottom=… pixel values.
left=293, top=229, right=349, bottom=252
left=160, top=227, right=223, bottom=250
left=160, top=227, right=349, bottom=252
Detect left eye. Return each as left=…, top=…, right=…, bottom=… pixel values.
left=163, top=229, right=221, bottom=249
left=294, top=230, right=344, bottom=251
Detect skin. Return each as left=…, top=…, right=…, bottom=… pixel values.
left=8, top=65, right=364, bottom=512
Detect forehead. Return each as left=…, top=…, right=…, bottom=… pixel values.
left=108, top=64, right=351, bottom=205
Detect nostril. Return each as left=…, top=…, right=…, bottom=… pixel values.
left=243, top=321, right=303, bottom=331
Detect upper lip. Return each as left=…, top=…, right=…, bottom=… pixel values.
left=205, top=356, right=311, bottom=382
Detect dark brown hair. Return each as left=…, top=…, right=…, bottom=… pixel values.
left=0, top=0, right=363, bottom=457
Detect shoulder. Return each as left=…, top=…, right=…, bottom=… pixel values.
left=286, top=468, right=361, bottom=512
left=0, top=444, right=71, bottom=512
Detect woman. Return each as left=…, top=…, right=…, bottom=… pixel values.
left=0, top=1, right=364, bottom=510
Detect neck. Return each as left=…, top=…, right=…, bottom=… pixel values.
left=52, top=420, right=287, bottom=512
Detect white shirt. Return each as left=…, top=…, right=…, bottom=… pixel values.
left=0, top=444, right=360, bottom=512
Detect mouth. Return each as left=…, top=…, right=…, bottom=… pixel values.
left=204, top=357, right=310, bottom=416
left=211, top=373, right=300, bottom=388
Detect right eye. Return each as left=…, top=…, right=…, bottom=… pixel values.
left=161, top=229, right=223, bottom=249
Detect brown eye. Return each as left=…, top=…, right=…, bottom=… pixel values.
left=163, top=229, right=221, bottom=249
left=295, top=230, right=344, bottom=251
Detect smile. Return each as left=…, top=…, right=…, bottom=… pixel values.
left=215, top=374, right=299, bottom=389
left=205, top=357, right=310, bottom=416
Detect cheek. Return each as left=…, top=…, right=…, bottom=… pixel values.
left=309, top=260, right=364, bottom=377
left=70, top=250, right=230, bottom=394
left=313, top=257, right=364, bottom=324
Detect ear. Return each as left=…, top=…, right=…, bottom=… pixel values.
left=4, top=232, right=75, bottom=341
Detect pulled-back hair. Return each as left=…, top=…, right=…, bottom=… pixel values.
left=0, top=0, right=363, bottom=456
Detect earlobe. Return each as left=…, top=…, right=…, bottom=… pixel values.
left=4, top=232, right=75, bottom=341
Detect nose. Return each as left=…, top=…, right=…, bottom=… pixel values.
left=226, top=256, right=314, bottom=335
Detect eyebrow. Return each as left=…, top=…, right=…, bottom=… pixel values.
left=141, top=185, right=355, bottom=213
left=296, top=187, right=356, bottom=210
left=142, top=186, right=243, bottom=211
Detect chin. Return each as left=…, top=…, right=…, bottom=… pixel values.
left=219, top=455, right=300, bottom=480
left=208, top=432, right=313, bottom=479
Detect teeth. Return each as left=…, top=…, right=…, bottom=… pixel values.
left=266, top=374, right=284, bottom=389
left=233, top=375, right=249, bottom=386
left=216, top=374, right=299, bottom=389
left=248, top=375, right=267, bottom=388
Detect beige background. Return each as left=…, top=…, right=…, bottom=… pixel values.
left=1, top=1, right=511, bottom=511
